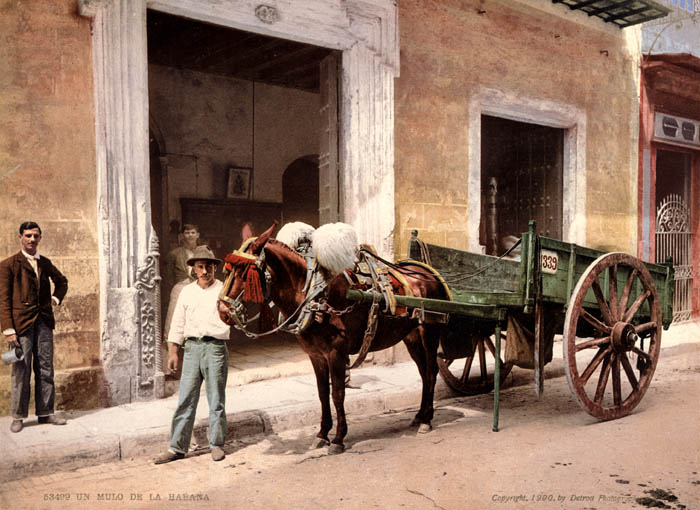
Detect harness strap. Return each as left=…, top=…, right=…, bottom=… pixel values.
left=228, top=290, right=314, bottom=339
left=349, top=289, right=381, bottom=369
left=226, top=246, right=327, bottom=338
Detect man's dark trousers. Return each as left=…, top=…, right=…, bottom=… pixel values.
left=11, top=317, right=55, bottom=419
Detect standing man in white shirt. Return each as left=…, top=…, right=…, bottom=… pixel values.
left=154, top=245, right=231, bottom=463
left=0, top=221, right=68, bottom=433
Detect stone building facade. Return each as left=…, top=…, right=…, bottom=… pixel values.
left=0, top=0, right=657, bottom=414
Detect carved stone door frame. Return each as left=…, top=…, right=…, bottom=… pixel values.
left=79, top=0, right=399, bottom=405
left=468, top=87, right=588, bottom=252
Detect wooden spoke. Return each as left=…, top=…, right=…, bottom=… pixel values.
left=581, top=308, right=611, bottom=334
left=478, top=340, right=487, bottom=382
left=618, top=268, right=638, bottom=316
left=594, top=353, right=612, bottom=404
left=437, top=334, right=513, bottom=396
left=631, top=347, right=652, bottom=362
left=459, top=356, right=474, bottom=384
left=634, top=321, right=657, bottom=335
left=591, top=280, right=614, bottom=325
left=612, top=354, right=621, bottom=406
left=620, top=354, right=639, bottom=391
left=483, top=336, right=495, bottom=356
left=483, top=336, right=503, bottom=365
left=580, top=346, right=611, bottom=384
left=564, top=253, right=662, bottom=420
left=575, top=335, right=611, bottom=352
left=609, top=264, right=619, bottom=321
left=622, top=290, right=652, bottom=323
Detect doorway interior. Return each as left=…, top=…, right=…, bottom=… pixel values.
left=146, top=10, right=338, bottom=386
left=480, top=115, right=564, bottom=255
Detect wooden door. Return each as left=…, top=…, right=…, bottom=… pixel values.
left=481, top=116, right=564, bottom=253
left=318, top=52, right=340, bottom=224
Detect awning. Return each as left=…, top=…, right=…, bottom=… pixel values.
left=552, top=0, right=671, bottom=28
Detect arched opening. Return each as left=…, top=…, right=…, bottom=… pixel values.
left=283, top=155, right=320, bottom=226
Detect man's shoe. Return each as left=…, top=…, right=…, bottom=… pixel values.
left=38, top=415, right=67, bottom=425
left=211, top=447, right=225, bottom=462
left=154, top=450, right=185, bottom=465
left=10, top=419, right=23, bottom=433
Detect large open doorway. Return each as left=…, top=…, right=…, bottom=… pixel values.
left=81, top=0, right=398, bottom=405
left=480, top=115, right=564, bottom=255
left=146, top=11, right=338, bottom=388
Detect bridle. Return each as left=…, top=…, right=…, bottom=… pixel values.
left=218, top=240, right=332, bottom=339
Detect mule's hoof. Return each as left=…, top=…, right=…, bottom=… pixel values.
left=410, top=417, right=421, bottom=427
left=328, top=443, right=345, bottom=455
left=310, top=437, right=330, bottom=450
left=417, top=423, right=432, bottom=434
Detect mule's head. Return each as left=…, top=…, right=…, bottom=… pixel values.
left=217, top=222, right=277, bottom=326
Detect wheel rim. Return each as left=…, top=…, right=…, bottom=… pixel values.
left=563, top=253, right=662, bottom=420
left=437, top=334, right=513, bottom=395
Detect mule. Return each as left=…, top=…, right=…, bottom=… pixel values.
left=218, top=223, right=449, bottom=454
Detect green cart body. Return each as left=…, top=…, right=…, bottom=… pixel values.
left=347, top=221, right=674, bottom=430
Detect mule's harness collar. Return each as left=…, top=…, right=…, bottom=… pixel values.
left=223, top=243, right=335, bottom=339
left=221, top=241, right=420, bottom=370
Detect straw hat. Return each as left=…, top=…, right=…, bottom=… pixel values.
left=186, top=245, right=222, bottom=266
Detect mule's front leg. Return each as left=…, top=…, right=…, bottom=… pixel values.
left=328, top=351, right=348, bottom=454
left=404, top=327, right=440, bottom=434
left=310, top=356, right=332, bottom=449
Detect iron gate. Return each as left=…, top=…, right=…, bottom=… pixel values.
left=656, top=193, right=692, bottom=322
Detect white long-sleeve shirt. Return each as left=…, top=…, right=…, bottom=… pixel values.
left=167, top=279, right=230, bottom=346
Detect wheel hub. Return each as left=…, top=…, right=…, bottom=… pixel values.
left=611, top=321, right=638, bottom=352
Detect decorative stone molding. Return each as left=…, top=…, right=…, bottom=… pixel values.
left=134, top=233, right=162, bottom=390
left=78, top=0, right=104, bottom=17
left=149, top=0, right=399, bottom=74
left=254, top=4, right=280, bottom=24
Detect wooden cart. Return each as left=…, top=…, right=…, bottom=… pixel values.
left=347, top=221, right=674, bottom=431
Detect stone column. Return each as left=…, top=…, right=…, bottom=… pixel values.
left=341, top=44, right=397, bottom=259
left=80, top=0, right=156, bottom=404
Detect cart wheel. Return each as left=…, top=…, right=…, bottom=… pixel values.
left=437, top=333, right=513, bottom=395
left=563, top=252, right=662, bottom=420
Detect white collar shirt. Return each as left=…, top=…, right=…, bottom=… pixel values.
left=21, top=250, right=40, bottom=276
left=167, top=279, right=230, bottom=346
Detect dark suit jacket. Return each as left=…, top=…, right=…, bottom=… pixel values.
left=0, top=251, right=68, bottom=336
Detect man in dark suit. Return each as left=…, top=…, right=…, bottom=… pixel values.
left=0, top=221, right=68, bottom=433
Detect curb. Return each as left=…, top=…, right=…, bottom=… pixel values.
left=2, top=341, right=698, bottom=482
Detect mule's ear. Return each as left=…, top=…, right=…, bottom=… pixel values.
left=241, top=222, right=254, bottom=243
left=249, top=221, right=278, bottom=254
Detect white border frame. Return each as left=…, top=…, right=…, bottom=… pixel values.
left=467, top=87, right=587, bottom=252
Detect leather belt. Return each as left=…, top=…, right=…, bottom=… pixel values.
left=185, top=336, right=225, bottom=343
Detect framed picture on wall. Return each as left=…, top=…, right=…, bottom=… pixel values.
left=227, top=167, right=252, bottom=200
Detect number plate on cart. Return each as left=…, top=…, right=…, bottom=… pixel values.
left=540, top=249, right=559, bottom=274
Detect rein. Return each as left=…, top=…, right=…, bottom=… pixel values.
left=221, top=243, right=342, bottom=339
left=225, top=289, right=316, bottom=339
left=221, top=237, right=456, bottom=368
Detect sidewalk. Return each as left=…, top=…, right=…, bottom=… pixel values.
left=1, top=321, right=698, bottom=483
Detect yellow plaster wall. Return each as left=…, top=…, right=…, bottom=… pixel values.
left=394, top=0, right=640, bottom=258
left=0, top=0, right=100, bottom=415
